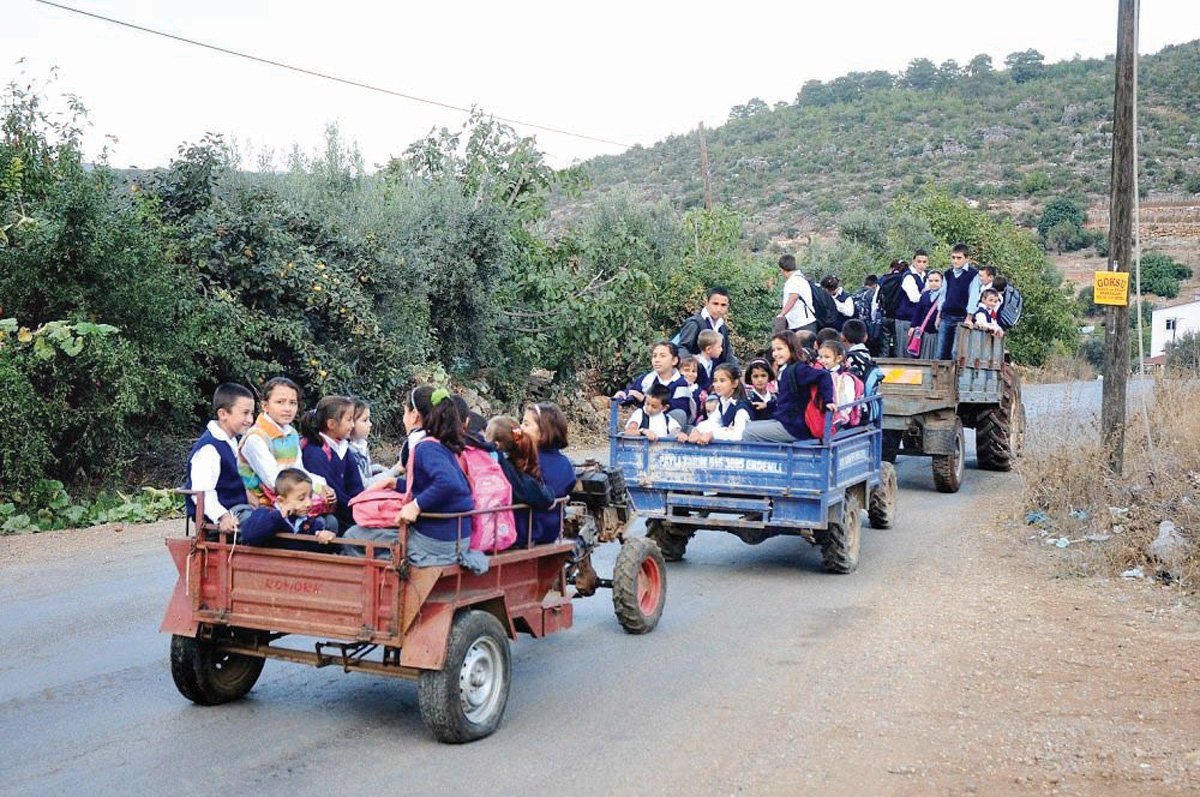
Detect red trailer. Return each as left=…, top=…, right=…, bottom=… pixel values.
left=163, top=482, right=664, bottom=743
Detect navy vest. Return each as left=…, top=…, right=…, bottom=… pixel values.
left=184, top=428, right=246, bottom=520
left=717, top=398, right=749, bottom=427
left=639, top=410, right=667, bottom=430
left=895, top=270, right=926, bottom=323
left=942, top=267, right=976, bottom=317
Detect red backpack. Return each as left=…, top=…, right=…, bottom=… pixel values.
left=457, top=446, right=517, bottom=553
left=805, top=385, right=827, bottom=439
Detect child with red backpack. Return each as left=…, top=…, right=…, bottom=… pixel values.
left=343, top=386, right=487, bottom=572
left=743, top=332, right=836, bottom=442
left=817, top=340, right=864, bottom=429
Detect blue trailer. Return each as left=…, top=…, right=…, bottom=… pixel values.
left=609, top=396, right=896, bottom=573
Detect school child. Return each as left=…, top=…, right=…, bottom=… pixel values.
left=517, top=403, right=577, bottom=546
left=743, top=358, right=777, bottom=421
left=677, top=356, right=703, bottom=424
left=743, top=335, right=836, bottom=443
left=300, top=396, right=364, bottom=532
left=346, top=397, right=402, bottom=488
left=612, top=340, right=692, bottom=429
left=239, top=468, right=337, bottom=550
left=818, top=340, right=861, bottom=428
left=688, top=364, right=751, bottom=444
left=343, top=386, right=484, bottom=571
left=184, top=383, right=256, bottom=533
left=484, top=416, right=557, bottom=520
left=693, top=330, right=723, bottom=392
left=238, top=377, right=334, bottom=511
left=794, top=329, right=818, bottom=361
left=969, top=288, right=1005, bottom=337
left=842, top=319, right=885, bottom=425
left=816, top=327, right=841, bottom=348
left=906, top=270, right=943, bottom=359
left=624, top=384, right=686, bottom=442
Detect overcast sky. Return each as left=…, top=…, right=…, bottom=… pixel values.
left=4, top=1, right=1199, bottom=170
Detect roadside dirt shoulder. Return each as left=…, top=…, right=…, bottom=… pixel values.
left=0, top=520, right=173, bottom=570
left=734, top=485, right=1200, bottom=796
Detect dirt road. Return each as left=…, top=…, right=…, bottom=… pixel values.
left=1, top=383, right=1196, bottom=796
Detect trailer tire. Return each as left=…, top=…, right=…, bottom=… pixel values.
left=975, top=406, right=1013, bottom=471
left=611, top=537, right=667, bottom=635
left=418, top=610, right=511, bottom=743
left=868, top=462, right=897, bottom=529
left=170, top=634, right=265, bottom=706
left=818, top=491, right=861, bottom=574
left=931, top=419, right=965, bottom=493
left=646, top=519, right=688, bottom=562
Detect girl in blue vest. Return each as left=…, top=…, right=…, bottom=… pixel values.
left=300, top=396, right=364, bottom=533
left=688, top=364, right=751, bottom=444
left=517, top=402, right=577, bottom=546
left=744, top=358, right=777, bottom=420
left=613, top=340, right=693, bottom=430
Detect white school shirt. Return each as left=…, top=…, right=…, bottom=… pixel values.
left=700, top=307, right=726, bottom=333
left=694, top=396, right=750, bottom=441
left=626, top=409, right=681, bottom=437
left=900, top=268, right=923, bottom=303
left=782, top=272, right=816, bottom=329
left=190, top=420, right=241, bottom=523
left=240, top=414, right=328, bottom=493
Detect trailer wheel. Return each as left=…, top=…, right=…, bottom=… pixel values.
left=611, top=537, right=667, bottom=635
left=646, top=519, right=688, bottom=562
left=868, top=462, right=897, bottom=529
left=931, top=419, right=965, bottom=493
left=975, top=406, right=1013, bottom=471
left=818, top=491, right=861, bottom=574
left=170, top=634, right=265, bottom=706
left=418, top=610, right=511, bottom=743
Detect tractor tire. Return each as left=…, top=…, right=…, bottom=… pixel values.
left=170, top=634, right=265, bottom=706
left=818, top=490, right=861, bottom=574
left=868, top=462, right=897, bottom=529
left=931, top=418, right=965, bottom=493
left=418, top=610, right=511, bottom=744
left=976, top=364, right=1024, bottom=471
left=646, top=519, right=689, bottom=562
left=611, top=537, right=667, bottom=635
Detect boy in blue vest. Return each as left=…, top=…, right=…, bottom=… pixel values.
left=693, top=330, right=723, bottom=392
left=240, top=468, right=337, bottom=549
left=624, top=384, right=686, bottom=442
left=936, top=243, right=979, bottom=360
left=184, top=383, right=256, bottom=533
left=892, top=252, right=927, bottom=356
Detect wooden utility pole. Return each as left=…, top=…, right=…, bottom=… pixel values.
left=698, top=122, right=713, bottom=211
left=1102, top=0, right=1138, bottom=474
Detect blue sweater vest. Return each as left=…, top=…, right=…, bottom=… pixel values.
left=717, top=398, right=750, bottom=427
left=942, top=267, right=977, bottom=318
left=895, top=271, right=926, bottom=324
left=184, top=429, right=247, bottom=520
left=515, top=449, right=576, bottom=546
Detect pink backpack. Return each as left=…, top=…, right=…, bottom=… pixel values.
left=347, top=436, right=430, bottom=528
left=458, top=447, right=516, bottom=553
left=834, top=370, right=865, bottom=428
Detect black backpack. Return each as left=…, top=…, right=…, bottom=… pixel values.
left=671, top=315, right=703, bottom=354
left=810, top=281, right=840, bottom=329
left=878, top=272, right=904, bottom=318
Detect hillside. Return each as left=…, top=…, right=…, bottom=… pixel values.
left=562, top=41, right=1200, bottom=244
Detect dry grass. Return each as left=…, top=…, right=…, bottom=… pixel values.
left=1019, top=353, right=1096, bottom=384
left=1018, top=378, right=1200, bottom=591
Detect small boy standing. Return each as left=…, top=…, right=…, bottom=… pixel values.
left=240, top=468, right=337, bottom=549
left=185, top=383, right=256, bottom=532
left=693, top=330, right=724, bottom=392
left=969, top=288, right=1005, bottom=337
left=678, top=356, right=703, bottom=424
left=624, top=385, right=685, bottom=442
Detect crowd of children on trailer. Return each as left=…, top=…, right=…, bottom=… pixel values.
left=184, top=242, right=1011, bottom=560
left=184, top=377, right=576, bottom=572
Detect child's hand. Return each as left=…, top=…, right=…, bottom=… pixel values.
left=397, top=500, right=421, bottom=525
left=689, top=430, right=713, bottom=446
left=315, top=529, right=336, bottom=544
left=623, top=424, right=638, bottom=436
left=675, top=432, right=689, bottom=443
left=628, top=390, right=645, bottom=403
left=753, top=401, right=766, bottom=410
left=217, top=511, right=239, bottom=532
left=995, top=329, right=1005, bottom=338
left=613, top=390, right=627, bottom=401
left=825, top=402, right=838, bottom=412
left=644, top=429, right=659, bottom=442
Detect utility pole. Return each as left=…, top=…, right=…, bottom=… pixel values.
left=1101, top=0, right=1138, bottom=474
left=698, top=122, right=713, bottom=211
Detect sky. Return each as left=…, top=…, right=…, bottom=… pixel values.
left=4, top=0, right=1199, bottom=171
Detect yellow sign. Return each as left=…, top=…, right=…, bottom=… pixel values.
left=882, top=368, right=924, bottom=385
left=1093, top=271, right=1130, bottom=306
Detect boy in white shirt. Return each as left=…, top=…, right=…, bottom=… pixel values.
left=624, top=385, right=686, bottom=442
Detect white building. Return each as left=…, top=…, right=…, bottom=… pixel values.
left=1150, top=299, right=1200, bottom=358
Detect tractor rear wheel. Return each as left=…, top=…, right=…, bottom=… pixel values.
left=611, top=537, right=667, bottom=634
left=818, top=491, right=861, bottom=574
left=646, top=519, right=688, bottom=562
left=170, top=634, right=265, bottom=706
left=868, top=462, right=897, bottom=529
left=418, top=610, right=511, bottom=743
left=976, top=364, right=1024, bottom=471
left=931, top=419, right=965, bottom=493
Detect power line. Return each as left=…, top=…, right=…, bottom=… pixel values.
left=33, top=0, right=633, bottom=150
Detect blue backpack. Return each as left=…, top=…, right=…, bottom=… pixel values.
left=846, top=349, right=883, bottom=424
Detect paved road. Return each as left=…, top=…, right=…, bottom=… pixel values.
left=0, top=381, right=1131, bottom=795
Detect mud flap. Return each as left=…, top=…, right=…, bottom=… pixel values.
left=159, top=538, right=199, bottom=637
left=400, top=602, right=454, bottom=670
